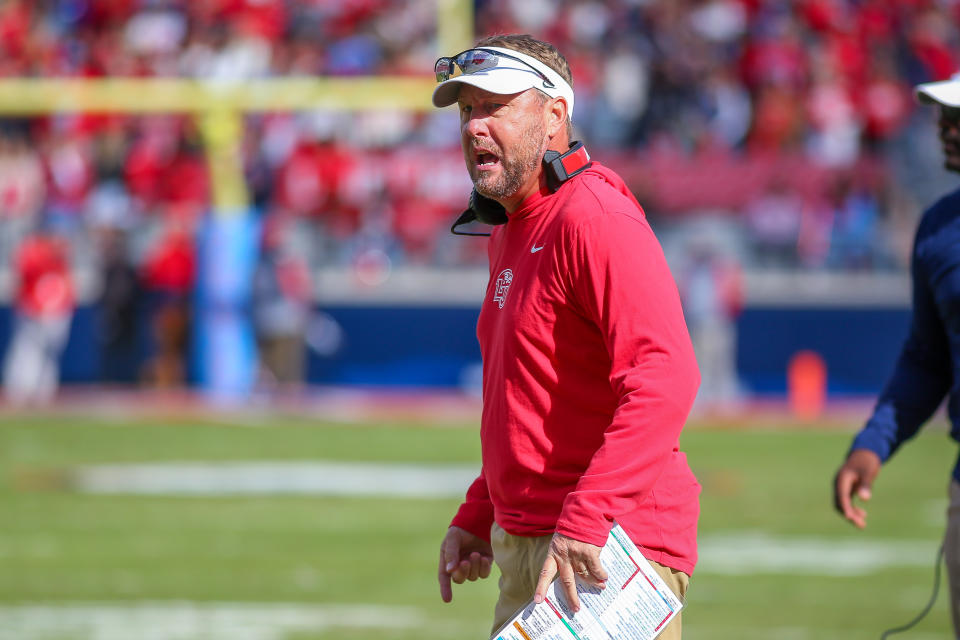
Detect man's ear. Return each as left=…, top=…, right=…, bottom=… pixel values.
left=546, top=97, right=568, bottom=138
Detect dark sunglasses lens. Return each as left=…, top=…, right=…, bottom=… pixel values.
left=943, top=106, right=960, bottom=121
left=458, top=49, right=495, bottom=73
left=435, top=58, right=454, bottom=81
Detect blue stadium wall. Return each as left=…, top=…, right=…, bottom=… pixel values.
left=0, top=304, right=911, bottom=396
left=311, top=305, right=914, bottom=395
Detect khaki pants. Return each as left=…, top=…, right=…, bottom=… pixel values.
left=944, top=480, right=960, bottom=637
left=490, top=523, right=689, bottom=639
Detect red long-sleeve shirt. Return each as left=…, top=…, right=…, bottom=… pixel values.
left=451, top=163, right=701, bottom=575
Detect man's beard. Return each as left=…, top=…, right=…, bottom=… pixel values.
left=939, top=118, right=960, bottom=174
left=471, top=119, right=546, bottom=200
left=943, top=140, right=960, bottom=174
left=942, top=142, right=960, bottom=174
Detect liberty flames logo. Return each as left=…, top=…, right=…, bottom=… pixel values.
left=493, top=268, right=513, bottom=309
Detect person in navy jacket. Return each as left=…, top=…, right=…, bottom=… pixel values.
left=834, top=72, right=960, bottom=633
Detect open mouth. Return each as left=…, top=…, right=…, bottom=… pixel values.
left=475, top=150, right=501, bottom=170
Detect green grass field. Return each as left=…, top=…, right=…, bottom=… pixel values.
left=0, top=412, right=955, bottom=639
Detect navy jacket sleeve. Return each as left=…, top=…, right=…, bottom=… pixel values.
left=850, top=216, right=951, bottom=461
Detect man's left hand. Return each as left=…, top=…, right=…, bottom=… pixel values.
left=534, top=532, right=607, bottom=613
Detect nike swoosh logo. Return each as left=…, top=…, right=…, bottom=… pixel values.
left=531, top=245, right=545, bottom=253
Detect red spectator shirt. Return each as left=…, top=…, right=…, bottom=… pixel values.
left=143, top=230, right=196, bottom=295
left=15, top=235, right=74, bottom=318
left=451, top=163, right=702, bottom=575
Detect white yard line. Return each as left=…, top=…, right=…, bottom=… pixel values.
left=71, top=461, right=478, bottom=498
left=63, top=462, right=946, bottom=578
left=698, top=531, right=940, bottom=576
left=0, top=602, right=423, bottom=640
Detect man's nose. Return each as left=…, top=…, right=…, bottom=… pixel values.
left=462, top=112, right=490, bottom=138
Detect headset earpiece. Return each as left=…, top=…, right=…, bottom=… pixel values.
left=543, top=140, right=591, bottom=192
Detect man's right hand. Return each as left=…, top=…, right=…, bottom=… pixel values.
left=833, top=449, right=882, bottom=529
left=438, top=526, right=493, bottom=603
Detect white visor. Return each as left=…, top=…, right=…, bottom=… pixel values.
left=432, top=47, right=575, bottom=119
left=916, top=72, right=960, bottom=107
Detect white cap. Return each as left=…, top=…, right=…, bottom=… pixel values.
left=432, top=47, right=575, bottom=119
left=916, top=72, right=960, bottom=107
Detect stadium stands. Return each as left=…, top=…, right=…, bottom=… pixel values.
left=0, top=0, right=957, bottom=273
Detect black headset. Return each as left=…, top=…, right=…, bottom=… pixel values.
left=451, top=141, right=591, bottom=236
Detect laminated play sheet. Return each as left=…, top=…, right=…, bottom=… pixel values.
left=492, top=524, right=683, bottom=640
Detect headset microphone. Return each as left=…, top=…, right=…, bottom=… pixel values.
left=450, top=190, right=508, bottom=236
left=451, top=141, right=592, bottom=236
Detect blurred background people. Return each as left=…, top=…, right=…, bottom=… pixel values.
left=0, top=124, right=46, bottom=264
left=0, top=0, right=954, bottom=400
left=253, top=214, right=312, bottom=390
left=0, top=0, right=955, bottom=273
left=678, top=238, right=744, bottom=407
left=140, top=222, right=195, bottom=388
left=3, top=224, right=75, bottom=406
left=95, top=226, right=142, bottom=384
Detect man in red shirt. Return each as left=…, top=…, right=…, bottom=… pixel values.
left=432, top=34, right=701, bottom=638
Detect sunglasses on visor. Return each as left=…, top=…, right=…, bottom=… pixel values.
left=434, top=48, right=556, bottom=90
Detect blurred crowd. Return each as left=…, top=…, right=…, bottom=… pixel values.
left=0, top=0, right=954, bottom=402
left=0, top=0, right=956, bottom=270
left=0, top=1, right=958, bottom=393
